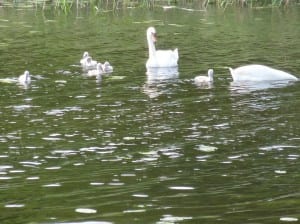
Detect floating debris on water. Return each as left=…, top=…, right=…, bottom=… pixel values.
left=196, top=144, right=217, bottom=152
left=75, top=208, right=97, bottom=214
left=132, top=194, right=149, bottom=198
left=43, top=183, right=61, bottom=187
left=90, top=182, right=105, bottom=186
left=280, top=217, right=298, bottom=222
left=275, top=170, right=287, bottom=174
left=26, top=176, right=40, bottom=180
left=123, top=209, right=146, bottom=213
left=5, top=204, right=25, bottom=208
left=159, top=214, right=193, bottom=223
left=169, top=186, right=195, bottom=190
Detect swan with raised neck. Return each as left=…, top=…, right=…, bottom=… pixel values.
left=194, top=69, right=214, bottom=83
left=146, top=26, right=178, bottom=68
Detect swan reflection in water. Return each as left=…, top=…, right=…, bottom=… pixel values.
left=229, top=79, right=298, bottom=94
left=143, top=66, right=179, bottom=98
left=146, top=66, right=179, bottom=83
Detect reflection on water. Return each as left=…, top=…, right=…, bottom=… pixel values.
left=143, top=66, right=179, bottom=98
left=194, top=80, right=214, bottom=89
left=229, top=79, right=298, bottom=94
left=146, top=66, right=179, bottom=82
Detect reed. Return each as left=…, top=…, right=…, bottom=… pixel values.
left=214, top=0, right=295, bottom=7
left=0, top=0, right=299, bottom=11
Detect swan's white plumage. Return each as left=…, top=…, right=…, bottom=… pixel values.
left=194, top=69, right=214, bottom=83
left=87, top=63, right=103, bottom=77
left=80, top=52, right=97, bottom=70
left=102, top=61, right=113, bottom=73
left=80, top=51, right=90, bottom=65
left=229, top=64, right=298, bottom=81
left=18, top=71, right=31, bottom=85
left=83, top=56, right=97, bottom=70
left=146, top=27, right=178, bottom=68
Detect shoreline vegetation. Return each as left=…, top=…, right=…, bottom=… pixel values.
left=0, top=0, right=299, bottom=12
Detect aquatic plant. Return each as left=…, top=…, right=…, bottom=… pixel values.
left=213, top=0, right=296, bottom=7
left=55, top=0, right=73, bottom=13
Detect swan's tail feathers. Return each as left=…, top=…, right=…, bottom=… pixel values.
left=173, top=48, right=179, bottom=60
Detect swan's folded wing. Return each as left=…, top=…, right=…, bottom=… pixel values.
left=173, top=48, right=179, bottom=60
left=155, top=50, right=178, bottom=67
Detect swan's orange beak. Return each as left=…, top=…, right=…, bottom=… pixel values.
left=152, top=32, right=157, bottom=43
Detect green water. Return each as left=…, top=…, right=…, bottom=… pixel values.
left=0, top=5, right=300, bottom=224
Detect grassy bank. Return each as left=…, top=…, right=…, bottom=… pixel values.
left=0, top=0, right=299, bottom=12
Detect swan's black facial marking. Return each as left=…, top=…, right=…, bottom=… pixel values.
left=152, top=32, right=157, bottom=42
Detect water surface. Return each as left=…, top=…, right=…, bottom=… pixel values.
left=0, top=5, right=300, bottom=224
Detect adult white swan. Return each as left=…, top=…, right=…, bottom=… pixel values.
left=146, top=27, right=179, bottom=68
left=228, top=64, right=298, bottom=81
left=194, top=69, right=214, bottom=83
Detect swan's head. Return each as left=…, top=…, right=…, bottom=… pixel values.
left=86, top=56, right=92, bottom=63
left=104, top=61, right=113, bottom=68
left=103, top=61, right=110, bottom=66
left=147, top=27, right=157, bottom=43
left=21, top=70, right=31, bottom=84
left=83, top=51, right=89, bottom=58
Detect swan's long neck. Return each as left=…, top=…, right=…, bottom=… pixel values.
left=147, top=33, right=156, bottom=58
left=24, top=71, right=30, bottom=82
left=208, top=70, right=214, bottom=82
left=228, top=67, right=235, bottom=79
